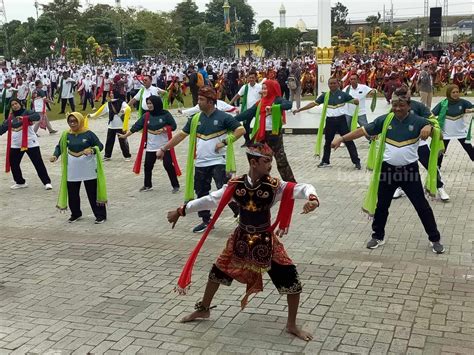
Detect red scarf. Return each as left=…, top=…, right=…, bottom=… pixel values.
left=176, top=180, right=296, bottom=294
left=95, top=77, right=105, bottom=101
left=4, top=114, right=29, bottom=172
left=133, top=112, right=150, bottom=174
left=255, top=79, right=286, bottom=142
left=165, top=126, right=182, bottom=176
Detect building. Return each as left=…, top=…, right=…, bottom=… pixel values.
left=234, top=41, right=265, bottom=58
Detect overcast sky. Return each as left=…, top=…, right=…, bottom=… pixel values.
left=5, top=0, right=472, bottom=28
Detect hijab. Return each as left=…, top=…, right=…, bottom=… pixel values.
left=146, top=95, right=165, bottom=116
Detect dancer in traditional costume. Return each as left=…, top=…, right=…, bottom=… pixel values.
left=50, top=112, right=107, bottom=224
left=32, top=80, right=57, bottom=135
left=119, top=95, right=181, bottom=193
left=432, top=84, right=474, bottom=167
left=0, top=98, right=52, bottom=190
left=167, top=142, right=319, bottom=341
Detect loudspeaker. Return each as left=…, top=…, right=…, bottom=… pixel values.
left=429, top=7, right=442, bottom=37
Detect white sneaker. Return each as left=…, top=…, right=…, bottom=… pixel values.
left=10, top=183, right=28, bottom=190
left=44, top=183, right=53, bottom=190
left=437, top=187, right=450, bottom=201
left=124, top=157, right=131, bottom=162
left=393, top=187, right=405, bottom=199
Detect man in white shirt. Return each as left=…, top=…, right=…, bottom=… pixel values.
left=229, top=70, right=262, bottom=146
left=15, top=76, right=30, bottom=106
left=58, top=71, right=76, bottom=114
left=128, top=75, right=166, bottom=115
left=343, top=73, right=376, bottom=130
left=81, top=74, right=95, bottom=111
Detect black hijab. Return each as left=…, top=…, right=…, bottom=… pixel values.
left=9, top=98, right=25, bottom=116
left=146, top=95, right=165, bottom=116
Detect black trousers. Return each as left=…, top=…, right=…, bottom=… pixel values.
left=418, top=145, right=443, bottom=188
left=209, top=262, right=302, bottom=294
left=104, top=128, right=131, bottom=158
left=242, top=117, right=251, bottom=144
left=82, top=91, right=94, bottom=110
left=10, top=147, right=51, bottom=185
left=279, top=84, right=290, bottom=100
left=101, top=91, right=109, bottom=104
left=265, top=132, right=296, bottom=183
left=50, top=82, right=57, bottom=98
left=438, top=138, right=474, bottom=167
left=372, top=162, right=441, bottom=242
left=144, top=151, right=179, bottom=189
left=190, top=87, right=199, bottom=106
left=194, top=164, right=228, bottom=223
left=322, top=115, right=360, bottom=165
left=67, top=179, right=107, bottom=219
left=60, top=98, right=75, bottom=113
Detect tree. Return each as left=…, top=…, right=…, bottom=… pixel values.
left=42, top=0, right=81, bottom=40
left=331, top=2, right=349, bottom=37
left=366, top=13, right=381, bottom=31
left=257, top=19, right=275, bottom=55
left=67, top=47, right=83, bottom=64
left=171, top=0, right=204, bottom=53
left=205, top=0, right=255, bottom=40
left=135, top=10, right=179, bottom=56
left=190, top=22, right=214, bottom=58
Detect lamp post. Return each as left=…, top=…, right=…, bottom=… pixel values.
left=223, top=0, right=230, bottom=33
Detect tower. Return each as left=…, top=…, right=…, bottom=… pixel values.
left=279, top=4, right=286, bottom=28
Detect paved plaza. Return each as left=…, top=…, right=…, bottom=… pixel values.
left=0, top=100, right=473, bottom=354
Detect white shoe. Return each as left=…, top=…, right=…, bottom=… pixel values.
left=44, top=183, right=53, bottom=190
left=437, top=187, right=450, bottom=201
left=11, top=183, right=28, bottom=190
left=393, top=187, right=405, bottom=199
left=124, top=157, right=131, bottom=162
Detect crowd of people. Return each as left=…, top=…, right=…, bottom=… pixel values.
left=0, top=44, right=473, bottom=341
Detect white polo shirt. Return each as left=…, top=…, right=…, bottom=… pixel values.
left=238, top=83, right=262, bottom=110
left=133, top=86, right=162, bottom=111
left=343, top=84, right=372, bottom=115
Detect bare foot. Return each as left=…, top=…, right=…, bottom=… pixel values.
left=286, top=324, right=313, bottom=341
left=180, top=310, right=210, bottom=323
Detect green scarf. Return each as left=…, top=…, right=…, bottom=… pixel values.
left=184, top=113, right=201, bottom=202
left=241, top=84, right=249, bottom=112
left=315, top=92, right=330, bottom=156
left=225, top=133, right=236, bottom=173
left=56, top=131, right=108, bottom=210
left=437, top=98, right=449, bottom=130
left=370, top=91, right=377, bottom=112
left=137, top=88, right=144, bottom=118
left=271, top=104, right=282, bottom=135
left=250, top=103, right=261, bottom=140
left=162, top=91, right=169, bottom=109
left=424, top=118, right=443, bottom=197
left=366, top=138, right=378, bottom=171
left=362, top=113, right=394, bottom=216
left=350, top=105, right=359, bottom=131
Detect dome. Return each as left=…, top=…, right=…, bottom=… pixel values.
left=296, top=18, right=308, bottom=33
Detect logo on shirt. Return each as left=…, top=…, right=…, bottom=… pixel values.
left=213, top=120, right=218, bottom=126
left=410, top=110, right=414, bottom=114
left=338, top=96, right=341, bottom=100
left=388, top=125, right=392, bottom=130
left=408, top=125, right=414, bottom=131
left=459, top=105, right=463, bottom=110
left=82, top=139, right=88, bottom=143
left=159, top=119, right=163, bottom=123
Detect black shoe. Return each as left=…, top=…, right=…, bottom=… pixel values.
left=95, top=217, right=106, bottom=224
left=317, top=162, right=330, bottom=168
left=68, top=215, right=82, bottom=223
left=431, top=241, right=445, bottom=254
left=193, top=222, right=209, bottom=233
left=172, top=187, right=180, bottom=194
left=355, top=162, right=361, bottom=170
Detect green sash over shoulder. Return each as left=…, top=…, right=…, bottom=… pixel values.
left=137, top=88, right=145, bottom=118
left=424, top=118, right=443, bottom=197
left=362, top=113, right=394, bottom=216
left=315, top=92, right=330, bottom=156
left=241, top=84, right=249, bottom=112
left=56, top=131, right=107, bottom=210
